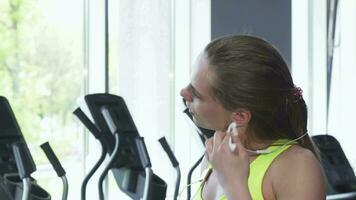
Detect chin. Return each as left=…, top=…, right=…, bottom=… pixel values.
left=192, top=117, right=203, bottom=127
left=193, top=117, right=212, bottom=129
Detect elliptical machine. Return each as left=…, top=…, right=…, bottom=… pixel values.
left=0, top=96, right=68, bottom=200
left=74, top=93, right=181, bottom=200
left=1, top=94, right=181, bottom=200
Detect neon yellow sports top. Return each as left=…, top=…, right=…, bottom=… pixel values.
left=193, top=139, right=295, bottom=200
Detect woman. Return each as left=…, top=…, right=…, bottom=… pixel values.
left=180, top=35, right=326, bottom=200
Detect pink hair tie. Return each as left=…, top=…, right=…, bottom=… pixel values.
left=293, top=87, right=303, bottom=99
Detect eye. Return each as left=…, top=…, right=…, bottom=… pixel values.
left=190, top=90, right=199, bottom=101
left=188, top=84, right=200, bottom=99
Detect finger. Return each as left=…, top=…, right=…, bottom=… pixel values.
left=221, top=133, right=236, bottom=153
left=235, top=137, right=247, bottom=155
left=220, top=132, right=231, bottom=146
left=213, top=130, right=225, bottom=148
left=205, top=137, right=213, bottom=154
left=204, top=150, right=209, bottom=161
left=205, top=138, right=214, bottom=161
left=221, top=132, right=230, bottom=144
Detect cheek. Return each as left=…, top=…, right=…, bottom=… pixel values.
left=194, top=102, right=223, bottom=125
left=191, top=100, right=211, bottom=116
left=198, top=104, right=215, bottom=117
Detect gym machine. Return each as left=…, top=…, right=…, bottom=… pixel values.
left=73, top=93, right=179, bottom=200
left=0, top=96, right=68, bottom=200
left=1, top=94, right=181, bottom=200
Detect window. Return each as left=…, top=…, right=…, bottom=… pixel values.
left=1, top=0, right=211, bottom=199
left=292, top=0, right=356, bottom=170
left=103, top=0, right=211, bottom=199
left=0, top=0, right=84, bottom=199
left=327, top=0, right=356, bottom=169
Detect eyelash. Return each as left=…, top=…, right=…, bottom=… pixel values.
left=190, top=89, right=199, bottom=99
left=188, top=84, right=201, bottom=100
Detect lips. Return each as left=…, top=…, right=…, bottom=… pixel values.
left=182, top=99, right=196, bottom=117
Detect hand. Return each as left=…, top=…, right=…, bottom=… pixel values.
left=205, top=131, right=251, bottom=199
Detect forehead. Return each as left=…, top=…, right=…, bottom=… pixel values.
left=191, top=53, right=207, bottom=79
left=190, top=54, right=212, bottom=98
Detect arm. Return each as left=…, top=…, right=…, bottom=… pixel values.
left=205, top=131, right=252, bottom=200
left=225, top=180, right=252, bottom=200
left=273, top=148, right=326, bottom=200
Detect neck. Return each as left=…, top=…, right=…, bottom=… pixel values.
left=238, top=130, right=276, bottom=151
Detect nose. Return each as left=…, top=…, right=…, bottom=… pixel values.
left=180, top=85, right=193, bottom=102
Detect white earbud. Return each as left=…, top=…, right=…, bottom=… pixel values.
left=227, top=122, right=238, bottom=152
left=227, top=122, right=238, bottom=136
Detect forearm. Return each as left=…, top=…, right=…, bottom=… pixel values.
left=225, top=180, right=252, bottom=200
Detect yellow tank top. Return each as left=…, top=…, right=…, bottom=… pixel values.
left=193, top=139, right=295, bottom=200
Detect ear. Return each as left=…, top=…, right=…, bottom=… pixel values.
left=231, top=109, right=251, bottom=127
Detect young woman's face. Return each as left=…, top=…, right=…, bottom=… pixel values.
left=180, top=55, right=232, bottom=131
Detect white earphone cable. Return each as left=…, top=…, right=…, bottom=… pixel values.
left=228, top=122, right=308, bottom=154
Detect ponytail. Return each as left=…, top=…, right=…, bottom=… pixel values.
left=285, top=88, right=320, bottom=160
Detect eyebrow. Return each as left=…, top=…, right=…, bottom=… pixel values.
left=189, top=83, right=204, bottom=99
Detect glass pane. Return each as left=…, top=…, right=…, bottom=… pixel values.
left=0, top=0, right=84, bottom=199
left=328, top=0, right=356, bottom=170
left=107, top=0, right=173, bottom=199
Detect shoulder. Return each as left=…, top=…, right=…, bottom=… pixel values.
left=271, top=145, right=321, bottom=171
left=267, top=145, right=326, bottom=199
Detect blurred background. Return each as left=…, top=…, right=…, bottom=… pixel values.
left=0, top=0, right=355, bottom=199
